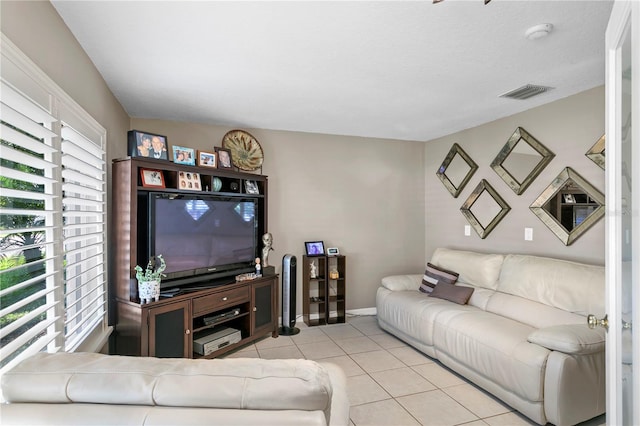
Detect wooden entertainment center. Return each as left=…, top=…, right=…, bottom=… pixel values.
left=111, top=157, right=278, bottom=358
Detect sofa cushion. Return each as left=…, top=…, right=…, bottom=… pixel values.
left=429, top=283, right=474, bottom=305
left=433, top=310, right=550, bottom=402
left=496, top=254, right=605, bottom=317
left=1, top=353, right=333, bottom=413
left=486, top=292, right=586, bottom=329
left=528, top=324, right=606, bottom=355
left=430, top=248, right=504, bottom=290
left=420, top=263, right=459, bottom=294
left=376, top=287, right=476, bottom=349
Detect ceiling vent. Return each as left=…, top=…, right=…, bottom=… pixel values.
left=499, top=84, right=554, bottom=100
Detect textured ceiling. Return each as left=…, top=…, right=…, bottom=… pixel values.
left=51, top=1, right=613, bottom=142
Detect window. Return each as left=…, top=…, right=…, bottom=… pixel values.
left=0, top=36, right=109, bottom=375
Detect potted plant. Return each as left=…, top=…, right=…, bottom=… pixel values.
left=135, top=255, right=166, bottom=304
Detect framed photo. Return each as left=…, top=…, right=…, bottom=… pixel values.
left=172, top=146, right=196, bottom=166
left=563, top=194, right=576, bottom=203
left=327, top=247, right=340, bottom=256
left=215, top=147, right=233, bottom=169
left=197, top=151, right=217, bottom=168
left=140, top=169, right=165, bottom=188
left=177, top=171, right=202, bottom=191
left=245, top=180, right=259, bottom=194
left=128, top=130, right=168, bottom=160
left=305, top=241, right=325, bottom=257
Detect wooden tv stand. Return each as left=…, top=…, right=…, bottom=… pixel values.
left=111, top=157, right=277, bottom=358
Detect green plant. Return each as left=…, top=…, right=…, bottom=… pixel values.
left=134, top=255, right=166, bottom=282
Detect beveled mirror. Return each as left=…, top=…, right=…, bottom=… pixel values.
left=530, top=167, right=604, bottom=245
left=491, top=127, right=555, bottom=195
left=436, top=143, right=478, bottom=198
left=460, top=179, right=511, bottom=239
left=585, top=134, right=605, bottom=169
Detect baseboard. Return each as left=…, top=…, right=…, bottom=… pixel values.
left=346, top=307, right=377, bottom=316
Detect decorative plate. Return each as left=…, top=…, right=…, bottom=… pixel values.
left=222, top=130, right=264, bottom=171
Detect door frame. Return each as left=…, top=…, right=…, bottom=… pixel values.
left=605, top=1, right=639, bottom=425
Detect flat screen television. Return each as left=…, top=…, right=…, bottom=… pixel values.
left=139, top=192, right=258, bottom=288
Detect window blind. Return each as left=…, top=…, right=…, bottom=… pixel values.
left=0, top=82, right=61, bottom=373
left=0, top=37, right=108, bottom=375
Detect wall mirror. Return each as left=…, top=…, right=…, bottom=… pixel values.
left=491, top=127, right=555, bottom=195
left=530, top=167, right=604, bottom=245
left=460, top=179, right=511, bottom=239
left=585, top=134, right=605, bottom=170
left=436, top=143, right=478, bottom=198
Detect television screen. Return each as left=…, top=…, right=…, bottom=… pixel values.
left=148, top=194, right=257, bottom=284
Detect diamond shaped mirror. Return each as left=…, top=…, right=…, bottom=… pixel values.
left=530, top=167, right=604, bottom=245
left=436, top=143, right=478, bottom=198
left=585, top=134, right=605, bottom=170
left=460, top=179, right=511, bottom=239
left=491, top=127, right=555, bottom=195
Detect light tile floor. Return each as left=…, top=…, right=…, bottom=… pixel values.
left=224, top=315, right=606, bottom=426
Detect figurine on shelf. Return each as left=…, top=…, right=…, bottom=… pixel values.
left=255, top=257, right=262, bottom=277
left=261, top=232, right=274, bottom=267
left=310, top=260, right=317, bottom=279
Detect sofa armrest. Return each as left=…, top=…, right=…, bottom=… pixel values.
left=527, top=324, right=605, bottom=355
left=381, top=275, right=422, bottom=292
left=319, top=362, right=350, bottom=426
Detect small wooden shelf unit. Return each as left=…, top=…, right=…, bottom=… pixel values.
left=302, top=255, right=346, bottom=326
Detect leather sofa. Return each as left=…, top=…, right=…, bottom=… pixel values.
left=1, top=352, right=350, bottom=426
left=376, top=248, right=605, bottom=426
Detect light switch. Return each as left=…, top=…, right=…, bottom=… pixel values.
left=525, top=227, right=533, bottom=241
left=465, top=225, right=471, bottom=236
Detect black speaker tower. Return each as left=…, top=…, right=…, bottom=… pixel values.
left=279, top=254, right=300, bottom=335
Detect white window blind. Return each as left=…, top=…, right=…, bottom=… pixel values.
left=0, top=36, right=108, bottom=375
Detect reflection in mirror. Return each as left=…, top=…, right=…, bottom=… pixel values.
left=436, top=143, right=478, bottom=198
left=460, top=179, right=511, bottom=239
left=491, top=127, right=555, bottom=195
left=585, top=134, right=605, bottom=170
left=530, top=167, right=604, bottom=245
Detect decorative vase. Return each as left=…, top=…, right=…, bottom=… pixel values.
left=138, top=280, right=160, bottom=304
left=212, top=177, right=222, bottom=192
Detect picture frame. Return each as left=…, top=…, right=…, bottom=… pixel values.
left=177, top=171, right=202, bottom=191
left=327, top=247, right=340, bottom=256
left=197, top=151, right=217, bottom=168
left=305, top=241, right=325, bottom=256
left=140, top=169, right=165, bottom=188
left=172, top=146, right=196, bottom=166
left=245, top=180, right=259, bottom=195
left=128, top=130, right=168, bottom=160
left=215, top=147, right=233, bottom=169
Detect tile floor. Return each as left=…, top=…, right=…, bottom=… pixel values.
left=224, top=315, right=606, bottom=426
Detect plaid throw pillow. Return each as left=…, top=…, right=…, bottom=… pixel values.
left=419, top=263, right=459, bottom=294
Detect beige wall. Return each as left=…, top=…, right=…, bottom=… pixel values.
left=131, top=119, right=427, bottom=311
left=424, top=86, right=605, bottom=266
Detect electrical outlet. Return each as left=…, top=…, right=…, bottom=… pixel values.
left=525, top=227, right=533, bottom=241
left=464, top=225, right=471, bottom=236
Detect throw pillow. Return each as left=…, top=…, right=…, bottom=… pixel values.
left=429, top=283, right=474, bottom=305
left=420, top=263, right=459, bottom=294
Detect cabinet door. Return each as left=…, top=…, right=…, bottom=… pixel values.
left=148, top=300, right=191, bottom=358
left=251, top=279, right=276, bottom=336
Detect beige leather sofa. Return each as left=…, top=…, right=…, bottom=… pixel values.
left=1, top=352, right=349, bottom=426
left=376, top=248, right=606, bottom=426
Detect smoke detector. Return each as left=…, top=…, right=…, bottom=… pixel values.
left=525, top=23, right=554, bottom=40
